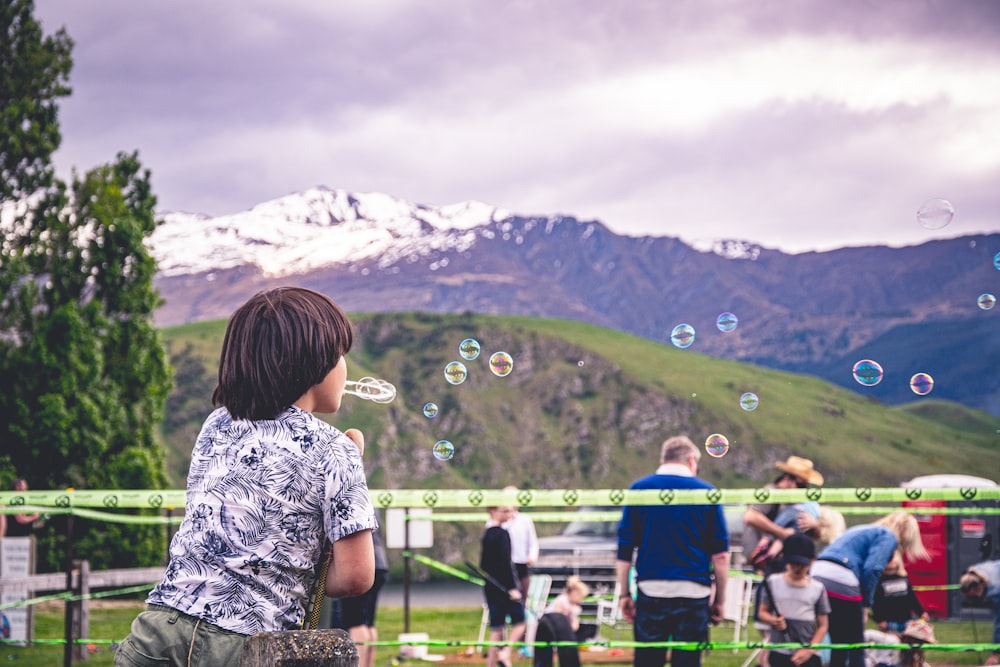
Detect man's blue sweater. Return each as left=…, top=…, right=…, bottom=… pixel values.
left=617, top=473, right=729, bottom=587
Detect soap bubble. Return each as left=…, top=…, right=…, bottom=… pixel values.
left=489, top=351, right=514, bottom=377
left=422, top=402, right=439, bottom=418
left=910, top=373, right=934, bottom=396
left=670, top=323, right=696, bottom=349
left=916, top=198, right=954, bottom=230
left=705, top=433, right=730, bottom=458
left=979, top=293, right=997, bottom=310
left=432, top=440, right=455, bottom=461
left=852, top=359, right=884, bottom=386
left=459, top=338, right=481, bottom=360
left=994, top=252, right=1000, bottom=270
left=444, top=361, right=468, bottom=385
left=716, top=312, right=739, bottom=332
left=343, top=377, right=397, bottom=403
left=740, top=392, right=759, bottom=411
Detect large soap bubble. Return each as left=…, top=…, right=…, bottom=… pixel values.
left=716, top=312, right=738, bottom=332
left=909, top=373, right=934, bottom=396
left=670, top=323, right=696, bottom=349
left=432, top=440, right=455, bottom=461
left=852, top=359, right=884, bottom=386
left=459, top=338, right=481, bottom=360
left=916, top=198, right=954, bottom=230
left=739, top=392, right=759, bottom=411
left=444, top=361, right=468, bottom=385
left=489, top=351, right=514, bottom=377
left=705, top=433, right=730, bottom=458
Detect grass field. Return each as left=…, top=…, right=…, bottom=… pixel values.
left=1, top=601, right=995, bottom=667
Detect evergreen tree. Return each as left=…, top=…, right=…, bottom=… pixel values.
left=1, top=0, right=172, bottom=571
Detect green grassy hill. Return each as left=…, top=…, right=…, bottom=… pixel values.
left=158, top=311, right=998, bottom=491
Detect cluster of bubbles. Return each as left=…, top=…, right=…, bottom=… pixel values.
left=430, top=338, right=515, bottom=461
left=851, top=359, right=935, bottom=396
left=669, top=312, right=740, bottom=351
left=666, top=312, right=746, bottom=457
left=922, top=203, right=998, bottom=312
left=688, top=193, right=986, bottom=458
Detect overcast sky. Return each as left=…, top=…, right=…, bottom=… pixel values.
left=33, top=0, right=1000, bottom=253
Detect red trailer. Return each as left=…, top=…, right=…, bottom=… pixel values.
left=901, top=474, right=998, bottom=619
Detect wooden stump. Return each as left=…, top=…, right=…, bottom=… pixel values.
left=239, top=629, right=359, bottom=667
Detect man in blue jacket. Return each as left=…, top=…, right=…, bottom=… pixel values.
left=960, top=560, right=1000, bottom=666
left=616, top=435, right=730, bottom=667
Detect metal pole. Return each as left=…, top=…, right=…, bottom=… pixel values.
left=403, top=507, right=411, bottom=634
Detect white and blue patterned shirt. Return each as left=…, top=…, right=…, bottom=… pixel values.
left=148, top=405, right=377, bottom=635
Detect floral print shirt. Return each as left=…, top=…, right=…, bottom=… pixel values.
left=148, top=405, right=376, bottom=635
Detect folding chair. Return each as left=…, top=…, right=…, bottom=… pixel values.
left=522, top=574, right=553, bottom=657
left=476, top=574, right=552, bottom=655
left=595, top=566, right=636, bottom=630
left=721, top=573, right=755, bottom=653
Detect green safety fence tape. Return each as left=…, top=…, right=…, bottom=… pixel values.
left=405, top=552, right=484, bottom=586
left=2, top=638, right=997, bottom=653
left=2, top=504, right=997, bottom=527
left=0, top=583, right=155, bottom=611
left=3, top=486, right=999, bottom=509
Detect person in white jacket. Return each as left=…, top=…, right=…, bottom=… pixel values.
left=502, top=486, right=539, bottom=597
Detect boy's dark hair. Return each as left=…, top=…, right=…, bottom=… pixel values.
left=213, top=287, right=354, bottom=420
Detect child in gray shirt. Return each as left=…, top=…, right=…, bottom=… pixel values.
left=758, top=533, right=831, bottom=667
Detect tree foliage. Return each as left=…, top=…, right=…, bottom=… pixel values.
left=1, top=0, right=72, bottom=201
left=1, top=0, right=172, bottom=572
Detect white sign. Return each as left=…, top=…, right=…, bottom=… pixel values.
left=384, top=508, right=434, bottom=549
left=0, top=537, right=34, bottom=644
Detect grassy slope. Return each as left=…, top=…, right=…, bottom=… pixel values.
left=158, top=312, right=999, bottom=491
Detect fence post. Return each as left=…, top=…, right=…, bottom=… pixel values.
left=72, top=559, right=90, bottom=662
left=239, top=628, right=358, bottom=667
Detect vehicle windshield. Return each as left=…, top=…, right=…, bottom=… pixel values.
left=561, top=517, right=618, bottom=537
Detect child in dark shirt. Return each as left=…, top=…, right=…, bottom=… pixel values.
left=872, top=551, right=927, bottom=633
left=481, top=505, right=526, bottom=667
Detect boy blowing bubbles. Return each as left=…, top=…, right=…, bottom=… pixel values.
left=116, top=287, right=377, bottom=667
left=757, top=533, right=831, bottom=667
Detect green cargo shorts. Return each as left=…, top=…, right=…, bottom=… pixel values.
left=114, top=603, right=248, bottom=667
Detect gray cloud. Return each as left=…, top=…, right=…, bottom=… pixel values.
left=34, top=0, right=1000, bottom=252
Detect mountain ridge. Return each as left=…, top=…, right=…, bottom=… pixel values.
left=150, top=187, right=1000, bottom=416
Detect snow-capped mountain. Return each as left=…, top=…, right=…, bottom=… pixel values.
left=153, top=187, right=513, bottom=278
left=151, top=186, right=768, bottom=278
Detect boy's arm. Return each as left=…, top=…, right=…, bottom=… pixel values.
left=325, top=529, right=375, bottom=598
left=811, top=613, right=829, bottom=645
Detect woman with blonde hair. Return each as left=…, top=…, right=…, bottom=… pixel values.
left=810, top=511, right=928, bottom=667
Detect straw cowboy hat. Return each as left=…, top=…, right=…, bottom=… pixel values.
left=775, top=456, right=824, bottom=486
left=901, top=618, right=937, bottom=644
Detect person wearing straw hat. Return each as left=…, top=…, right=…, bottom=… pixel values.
left=959, top=560, right=1000, bottom=665
left=744, top=457, right=825, bottom=563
